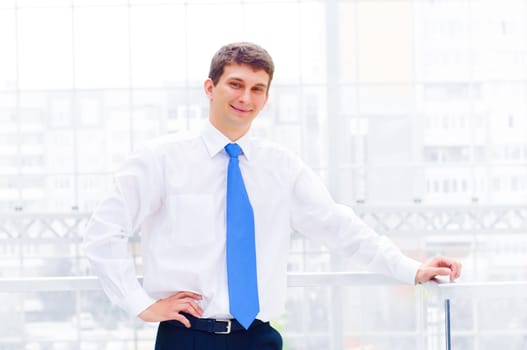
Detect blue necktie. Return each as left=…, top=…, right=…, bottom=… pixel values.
left=224, top=143, right=260, bottom=329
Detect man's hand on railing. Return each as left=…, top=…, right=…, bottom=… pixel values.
left=414, top=255, right=462, bottom=284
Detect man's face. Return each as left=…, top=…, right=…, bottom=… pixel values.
left=205, top=63, right=269, bottom=140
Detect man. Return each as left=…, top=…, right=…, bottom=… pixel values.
left=84, top=42, right=461, bottom=350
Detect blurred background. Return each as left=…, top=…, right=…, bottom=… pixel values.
left=1, top=0, right=527, bottom=349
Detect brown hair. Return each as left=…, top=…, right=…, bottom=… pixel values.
left=208, top=42, right=275, bottom=92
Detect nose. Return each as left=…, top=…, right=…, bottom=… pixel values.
left=238, top=88, right=251, bottom=104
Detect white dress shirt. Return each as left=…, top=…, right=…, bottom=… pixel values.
left=83, top=121, right=421, bottom=321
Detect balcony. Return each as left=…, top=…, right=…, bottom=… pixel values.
left=1, top=206, right=527, bottom=349
left=2, top=275, right=527, bottom=349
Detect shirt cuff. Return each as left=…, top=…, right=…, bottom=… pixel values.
left=122, top=287, right=158, bottom=318
left=394, top=255, right=422, bottom=285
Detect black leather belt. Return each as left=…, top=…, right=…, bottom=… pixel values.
left=166, top=314, right=266, bottom=334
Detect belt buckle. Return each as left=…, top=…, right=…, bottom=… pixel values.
left=214, top=319, right=232, bottom=334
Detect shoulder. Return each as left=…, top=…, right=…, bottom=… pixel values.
left=251, top=137, right=296, bottom=157
left=121, top=130, right=202, bottom=170
left=142, top=130, right=202, bottom=154
left=250, top=137, right=306, bottom=170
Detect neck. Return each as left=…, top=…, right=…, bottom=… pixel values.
left=209, top=119, right=250, bottom=141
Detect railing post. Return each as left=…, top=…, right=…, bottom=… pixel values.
left=329, top=286, right=344, bottom=350
left=444, top=298, right=451, bottom=350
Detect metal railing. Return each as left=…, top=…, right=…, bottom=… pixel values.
left=3, top=273, right=527, bottom=350
left=0, top=273, right=412, bottom=350
left=2, top=208, right=527, bottom=349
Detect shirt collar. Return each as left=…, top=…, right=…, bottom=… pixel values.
left=201, top=121, right=253, bottom=161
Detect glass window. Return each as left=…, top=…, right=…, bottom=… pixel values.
left=185, top=3, right=243, bottom=82
left=78, top=94, right=103, bottom=128
left=0, top=9, right=16, bottom=90
left=350, top=0, right=414, bottom=83
left=130, top=5, right=186, bottom=88
left=299, top=1, right=326, bottom=83
left=74, top=6, right=130, bottom=88
left=243, top=2, right=301, bottom=83
left=17, top=7, right=73, bottom=90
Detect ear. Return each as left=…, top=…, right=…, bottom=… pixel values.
left=204, top=79, right=214, bottom=100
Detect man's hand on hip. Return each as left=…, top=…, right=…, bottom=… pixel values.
left=139, top=291, right=204, bottom=327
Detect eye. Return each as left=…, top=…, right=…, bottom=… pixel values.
left=230, top=82, right=241, bottom=88
left=252, top=87, right=265, bottom=94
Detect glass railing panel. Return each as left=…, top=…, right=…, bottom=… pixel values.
left=340, top=284, right=422, bottom=350
left=0, top=288, right=158, bottom=350
left=6, top=274, right=527, bottom=349
left=77, top=290, right=157, bottom=350
left=1, top=274, right=411, bottom=350
left=282, top=285, right=332, bottom=349
left=447, top=297, right=477, bottom=350
left=430, top=281, right=527, bottom=350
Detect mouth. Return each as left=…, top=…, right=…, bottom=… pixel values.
left=230, top=104, right=252, bottom=113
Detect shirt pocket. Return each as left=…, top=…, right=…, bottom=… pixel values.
left=168, top=194, right=217, bottom=246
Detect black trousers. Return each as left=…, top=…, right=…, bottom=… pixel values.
left=154, top=319, right=283, bottom=350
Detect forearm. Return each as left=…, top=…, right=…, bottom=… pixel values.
left=83, top=196, right=155, bottom=316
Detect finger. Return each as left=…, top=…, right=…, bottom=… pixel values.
left=432, top=267, right=451, bottom=277
left=417, top=267, right=450, bottom=283
left=431, top=257, right=463, bottom=278
left=428, top=267, right=451, bottom=279
left=450, top=262, right=462, bottom=280
left=433, top=256, right=456, bottom=268
left=172, top=313, right=191, bottom=328
left=173, top=291, right=203, bottom=301
left=170, top=297, right=203, bottom=316
left=178, top=299, right=203, bottom=317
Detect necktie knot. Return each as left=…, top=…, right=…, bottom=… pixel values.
left=225, top=143, right=242, bottom=159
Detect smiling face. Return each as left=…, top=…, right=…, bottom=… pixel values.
left=205, top=63, right=270, bottom=141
